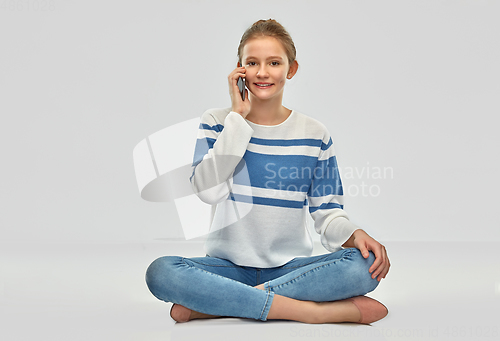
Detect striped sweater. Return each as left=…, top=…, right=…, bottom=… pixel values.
left=190, top=107, right=358, bottom=268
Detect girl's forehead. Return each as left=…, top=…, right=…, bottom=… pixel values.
left=242, top=36, right=287, bottom=58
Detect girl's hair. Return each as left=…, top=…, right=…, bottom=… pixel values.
left=238, top=19, right=297, bottom=65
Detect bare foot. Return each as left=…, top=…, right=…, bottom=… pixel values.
left=170, top=304, right=220, bottom=323
left=315, top=299, right=362, bottom=323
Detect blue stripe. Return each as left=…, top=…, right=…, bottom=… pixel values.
left=309, top=202, right=344, bottom=213
left=307, top=155, right=343, bottom=197
left=191, top=137, right=215, bottom=167
left=200, top=122, right=223, bottom=133
left=230, top=193, right=305, bottom=209
left=237, top=151, right=317, bottom=190
left=321, top=137, right=332, bottom=151
left=249, top=137, right=322, bottom=147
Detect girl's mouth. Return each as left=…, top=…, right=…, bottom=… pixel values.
left=254, top=83, right=273, bottom=88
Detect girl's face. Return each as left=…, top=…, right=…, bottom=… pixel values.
left=241, top=36, right=296, bottom=102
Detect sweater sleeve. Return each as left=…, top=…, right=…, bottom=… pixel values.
left=307, top=133, right=359, bottom=252
left=189, top=109, right=254, bottom=205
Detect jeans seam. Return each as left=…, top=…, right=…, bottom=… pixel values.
left=267, top=249, right=355, bottom=291
left=259, top=291, right=273, bottom=321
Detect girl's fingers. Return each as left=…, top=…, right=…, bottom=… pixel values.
left=382, top=255, right=391, bottom=279
left=368, top=245, right=384, bottom=274
left=229, top=72, right=246, bottom=81
left=373, top=260, right=387, bottom=280
left=369, top=256, right=381, bottom=274
left=357, top=242, right=369, bottom=259
left=228, top=68, right=246, bottom=95
left=381, top=265, right=390, bottom=279
left=378, top=263, right=390, bottom=281
left=373, top=248, right=390, bottom=280
left=228, top=67, right=246, bottom=79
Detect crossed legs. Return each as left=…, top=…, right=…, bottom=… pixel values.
left=146, top=248, right=387, bottom=324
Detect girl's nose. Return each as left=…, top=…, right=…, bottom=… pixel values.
left=256, top=66, right=268, bottom=77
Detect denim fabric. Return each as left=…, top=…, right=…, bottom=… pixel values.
left=145, top=248, right=379, bottom=321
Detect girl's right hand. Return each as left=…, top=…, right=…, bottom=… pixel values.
left=228, top=65, right=250, bottom=118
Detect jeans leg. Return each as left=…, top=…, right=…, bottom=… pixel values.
left=262, top=248, right=380, bottom=302
left=145, top=256, right=274, bottom=321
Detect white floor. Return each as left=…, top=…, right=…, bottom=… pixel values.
left=1, top=240, right=499, bottom=341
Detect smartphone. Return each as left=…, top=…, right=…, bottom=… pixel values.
left=237, top=77, right=246, bottom=101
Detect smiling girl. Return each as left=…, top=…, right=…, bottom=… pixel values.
left=146, top=19, right=390, bottom=324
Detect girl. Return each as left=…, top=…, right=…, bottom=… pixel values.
left=146, top=19, right=390, bottom=324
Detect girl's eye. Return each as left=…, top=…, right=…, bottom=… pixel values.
left=271, top=61, right=280, bottom=66
left=247, top=61, right=256, bottom=66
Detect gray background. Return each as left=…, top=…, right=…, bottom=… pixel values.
left=1, top=0, right=499, bottom=244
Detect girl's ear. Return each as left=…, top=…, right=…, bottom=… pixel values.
left=237, top=61, right=241, bottom=67
left=287, top=60, right=299, bottom=79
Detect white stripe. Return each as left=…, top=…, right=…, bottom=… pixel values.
left=308, top=194, right=344, bottom=207
left=198, top=128, right=218, bottom=139
left=232, top=183, right=307, bottom=202
left=247, top=143, right=319, bottom=157
left=318, top=145, right=336, bottom=161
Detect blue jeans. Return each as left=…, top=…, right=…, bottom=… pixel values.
left=145, top=248, right=379, bottom=321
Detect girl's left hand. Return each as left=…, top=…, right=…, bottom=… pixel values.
left=352, top=229, right=390, bottom=281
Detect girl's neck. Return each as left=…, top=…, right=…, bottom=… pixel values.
left=245, top=94, right=291, bottom=125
